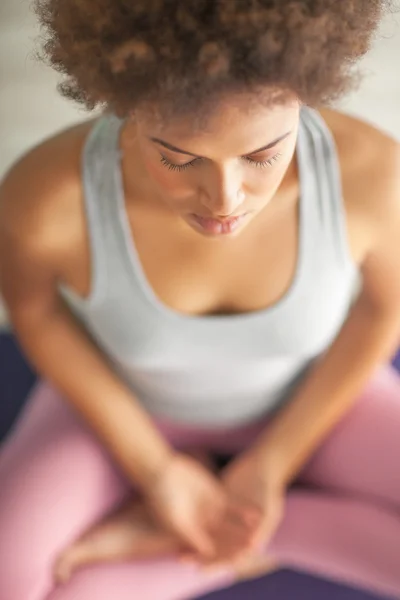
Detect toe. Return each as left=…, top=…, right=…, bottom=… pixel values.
left=54, top=552, right=73, bottom=585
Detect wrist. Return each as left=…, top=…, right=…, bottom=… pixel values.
left=139, top=447, right=178, bottom=493
left=249, top=441, right=289, bottom=492
left=121, top=437, right=177, bottom=494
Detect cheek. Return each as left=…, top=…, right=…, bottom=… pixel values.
left=248, top=143, right=297, bottom=197
left=248, top=163, right=289, bottom=198
left=145, top=159, right=194, bottom=198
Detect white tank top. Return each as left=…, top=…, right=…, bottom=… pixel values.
left=61, top=108, right=358, bottom=427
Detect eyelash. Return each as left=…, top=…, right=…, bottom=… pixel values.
left=159, top=153, right=282, bottom=172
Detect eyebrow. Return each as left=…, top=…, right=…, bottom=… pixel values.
left=150, top=131, right=291, bottom=158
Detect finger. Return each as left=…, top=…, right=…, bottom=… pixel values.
left=213, top=505, right=260, bottom=557
left=224, top=501, right=262, bottom=533
left=241, top=505, right=264, bottom=528
left=179, top=521, right=216, bottom=558
left=210, top=525, right=253, bottom=563
left=54, top=544, right=97, bottom=584
left=217, top=522, right=250, bottom=550
left=202, top=495, right=228, bottom=528
left=248, top=516, right=278, bottom=553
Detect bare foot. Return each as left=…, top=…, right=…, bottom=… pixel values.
left=54, top=450, right=216, bottom=584
left=54, top=501, right=182, bottom=584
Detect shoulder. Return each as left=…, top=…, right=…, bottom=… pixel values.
left=320, top=108, right=400, bottom=213
left=0, top=118, right=96, bottom=268
left=320, top=108, right=400, bottom=259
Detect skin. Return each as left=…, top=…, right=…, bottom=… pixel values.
left=1, top=94, right=400, bottom=583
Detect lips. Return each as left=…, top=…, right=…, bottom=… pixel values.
left=188, top=214, right=247, bottom=235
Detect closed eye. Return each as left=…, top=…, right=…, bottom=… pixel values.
left=160, top=152, right=282, bottom=172
left=244, top=153, right=282, bottom=169
left=160, top=155, right=201, bottom=172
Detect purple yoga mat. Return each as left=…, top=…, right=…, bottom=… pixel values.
left=200, top=570, right=386, bottom=600
left=393, top=350, right=400, bottom=373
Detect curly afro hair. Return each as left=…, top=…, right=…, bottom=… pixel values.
left=34, top=0, right=390, bottom=120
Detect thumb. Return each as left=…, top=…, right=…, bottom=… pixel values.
left=250, top=494, right=283, bottom=551
left=180, top=521, right=216, bottom=558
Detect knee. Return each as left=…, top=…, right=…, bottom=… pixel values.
left=0, top=392, right=127, bottom=600
left=0, top=447, right=126, bottom=600
left=0, top=450, right=77, bottom=600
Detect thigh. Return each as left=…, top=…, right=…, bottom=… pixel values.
left=270, top=489, right=400, bottom=600
left=47, top=491, right=400, bottom=600
left=0, top=381, right=130, bottom=600
left=299, top=364, right=400, bottom=507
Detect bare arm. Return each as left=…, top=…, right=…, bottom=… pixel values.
left=0, top=147, right=173, bottom=491
left=253, top=135, right=400, bottom=488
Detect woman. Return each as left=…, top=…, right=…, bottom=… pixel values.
left=1, top=1, right=400, bottom=599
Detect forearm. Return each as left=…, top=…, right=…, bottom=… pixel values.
left=12, top=303, right=174, bottom=490
left=256, top=293, right=400, bottom=488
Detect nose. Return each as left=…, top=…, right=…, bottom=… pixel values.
left=200, top=165, right=245, bottom=217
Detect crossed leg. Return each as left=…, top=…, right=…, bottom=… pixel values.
left=2, top=367, right=400, bottom=600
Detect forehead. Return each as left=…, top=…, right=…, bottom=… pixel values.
left=138, top=96, right=300, bottom=156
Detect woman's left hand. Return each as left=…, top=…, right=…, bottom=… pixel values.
left=181, top=448, right=286, bottom=571
left=221, top=448, right=285, bottom=558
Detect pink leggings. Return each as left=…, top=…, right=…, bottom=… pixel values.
left=2, top=365, right=400, bottom=600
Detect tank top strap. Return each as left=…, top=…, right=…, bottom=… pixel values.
left=80, top=114, right=126, bottom=304
left=298, top=107, right=353, bottom=271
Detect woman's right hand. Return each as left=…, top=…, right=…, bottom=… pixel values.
left=144, top=452, right=260, bottom=560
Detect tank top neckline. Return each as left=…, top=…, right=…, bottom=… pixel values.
left=108, top=115, right=312, bottom=325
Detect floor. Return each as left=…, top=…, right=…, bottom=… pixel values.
left=1, top=2, right=400, bottom=326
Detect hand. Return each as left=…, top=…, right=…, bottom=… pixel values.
left=143, top=452, right=258, bottom=559
left=179, top=449, right=285, bottom=572
left=221, top=448, right=285, bottom=555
